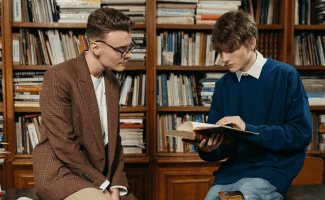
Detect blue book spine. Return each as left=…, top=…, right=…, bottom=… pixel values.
left=202, top=88, right=215, bottom=92
left=188, top=77, right=194, bottom=106
left=301, top=0, right=306, bottom=25
left=161, top=74, right=168, bottom=106
left=156, top=74, right=160, bottom=106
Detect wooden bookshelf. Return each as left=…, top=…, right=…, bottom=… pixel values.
left=1, top=0, right=325, bottom=199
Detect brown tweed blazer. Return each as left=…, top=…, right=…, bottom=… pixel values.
left=33, top=53, right=137, bottom=200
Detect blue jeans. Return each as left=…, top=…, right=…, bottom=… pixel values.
left=205, top=178, right=284, bottom=200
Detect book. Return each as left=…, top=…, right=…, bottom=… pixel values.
left=167, top=121, right=258, bottom=144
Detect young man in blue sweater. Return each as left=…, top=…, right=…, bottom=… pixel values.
left=194, top=10, right=312, bottom=200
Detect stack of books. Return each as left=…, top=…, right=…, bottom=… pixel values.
left=301, top=74, right=325, bottom=106
left=195, top=0, right=241, bottom=25
left=56, top=0, right=101, bottom=23
left=315, top=0, right=325, bottom=24
left=120, top=113, right=145, bottom=154
left=14, top=71, right=45, bottom=107
left=102, top=0, right=146, bottom=24
left=197, top=72, right=225, bottom=106
left=129, top=30, right=146, bottom=64
left=0, top=120, right=10, bottom=163
left=156, top=1, right=197, bottom=24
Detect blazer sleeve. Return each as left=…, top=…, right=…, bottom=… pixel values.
left=40, top=68, right=107, bottom=187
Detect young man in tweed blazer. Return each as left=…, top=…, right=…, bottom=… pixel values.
left=33, top=8, right=138, bottom=200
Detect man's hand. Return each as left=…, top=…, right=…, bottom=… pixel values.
left=103, top=188, right=120, bottom=200
left=216, top=116, right=245, bottom=131
left=183, top=133, right=224, bottom=153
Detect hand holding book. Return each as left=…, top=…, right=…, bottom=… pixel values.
left=167, top=121, right=258, bottom=152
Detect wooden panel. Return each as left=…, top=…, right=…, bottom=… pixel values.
left=13, top=170, right=33, bottom=188
left=12, top=166, right=150, bottom=199
left=158, top=164, right=218, bottom=200
left=19, top=174, right=34, bottom=188
left=0, top=169, right=3, bottom=187
left=167, top=175, right=213, bottom=200
left=125, top=165, right=149, bottom=200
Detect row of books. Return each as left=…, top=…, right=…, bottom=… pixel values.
left=15, top=114, right=41, bottom=154
left=13, top=0, right=146, bottom=24
left=309, top=113, right=325, bottom=150
left=12, top=29, right=146, bottom=66
left=157, top=31, right=216, bottom=66
left=116, top=72, right=146, bottom=107
left=15, top=112, right=146, bottom=154
left=294, top=0, right=325, bottom=25
left=156, top=72, right=225, bottom=107
left=294, top=32, right=325, bottom=66
left=157, top=112, right=207, bottom=153
left=13, top=29, right=89, bottom=66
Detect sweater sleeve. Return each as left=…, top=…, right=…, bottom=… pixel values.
left=244, top=70, right=312, bottom=151
left=198, top=82, right=232, bottom=162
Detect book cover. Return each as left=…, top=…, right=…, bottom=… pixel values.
left=167, top=121, right=258, bottom=144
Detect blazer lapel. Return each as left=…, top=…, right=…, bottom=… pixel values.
left=104, top=70, right=119, bottom=170
left=77, top=53, right=106, bottom=159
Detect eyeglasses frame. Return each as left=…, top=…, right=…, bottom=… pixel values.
left=94, top=39, right=138, bottom=57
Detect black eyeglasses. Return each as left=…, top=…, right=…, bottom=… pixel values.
left=95, top=39, right=137, bottom=57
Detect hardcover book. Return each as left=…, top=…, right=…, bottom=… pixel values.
left=167, top=121, right=258, bottom=144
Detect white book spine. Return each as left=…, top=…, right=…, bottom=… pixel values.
left=13, top=0, right=22, bottom=22
left=195, top=32, right=200, bottom=66
left=141, top=74, right=146, bottom=106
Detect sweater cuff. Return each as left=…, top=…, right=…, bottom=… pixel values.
left=245, top=124, right=259, bottom=135
left=198, top=148, right=220, bottom=162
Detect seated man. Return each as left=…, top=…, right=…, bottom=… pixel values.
left=189, top=10, right=312, bottom=200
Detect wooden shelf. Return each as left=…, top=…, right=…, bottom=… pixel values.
left=13, top=154, right=149, bottom=165
left=120, top=106, right=147, bottom=112
left=295, top=66, right=325, bottom=70
left=14, top=107, right=40, bottom=113
left=157, top=24, right=284, bottom=30
left=12, top=22, right=146, bottom=29
left=157, top=154, right=226, bottom=163
left=14, top=106, right=147, bottom=113
left=13, top=65, right=146, bottom=71
left=0, top=107, right=3, bottom=113
left=310, top=106, right=325, bottom=111
left=157, top=106, right=210, bottom=112
left=295, top=25, right=325, bottom=30
left=157, top=65, right=228, bottom=71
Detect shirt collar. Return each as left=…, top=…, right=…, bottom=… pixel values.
left=235, top=50, right=267, bottom=82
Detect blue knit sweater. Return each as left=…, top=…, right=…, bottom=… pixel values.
left=199, top=58, right=312, bottom=197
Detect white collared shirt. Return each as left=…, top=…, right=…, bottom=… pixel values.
left=91, top=74, right=128, bottom=196
left=235, top=51, right=267, bottom=82
left=91, top=74, right=108, bottom=145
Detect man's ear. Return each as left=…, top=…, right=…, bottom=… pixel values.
left=251, top=38, right=257, bottom=51
left=90, top=42, right=100, bottom=56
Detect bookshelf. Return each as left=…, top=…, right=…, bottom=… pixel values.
left=1, top=0, right=325, bottom=199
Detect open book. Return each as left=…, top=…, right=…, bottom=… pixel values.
left=167, top=121, right=258, bottom=144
